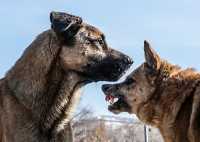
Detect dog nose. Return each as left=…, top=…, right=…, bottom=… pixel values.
left=123, top=56, right=133, bottom=65
left=102, top=84, right=112, bottom=92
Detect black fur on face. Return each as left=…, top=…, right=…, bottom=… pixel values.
left=50, top=12, right=133, bottom=82
left=82, top=49, right=133, bottom=82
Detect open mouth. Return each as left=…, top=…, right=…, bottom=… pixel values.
left=105, top=93, right=131, bottom=114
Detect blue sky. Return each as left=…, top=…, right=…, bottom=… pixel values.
left=0, top=0, right=200, bottom=117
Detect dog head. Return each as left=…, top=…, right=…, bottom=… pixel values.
left=50, top=11, right=133, bottom=82
left=102, top=41, right=166, bottom=115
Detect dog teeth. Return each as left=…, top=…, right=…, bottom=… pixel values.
left=113, top=98, right=119, bottom=103
left=107, top=97, right=119, bottom=105
left=109, top=98, right=118, bottom=104
left=108, top=98, right=114, bottom=104
left=105, top=95, right=118, bottom=105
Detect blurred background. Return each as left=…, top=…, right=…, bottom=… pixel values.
left=0, top=0, right=200, bottom=119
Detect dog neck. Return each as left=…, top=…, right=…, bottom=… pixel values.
left=137, top=65, right=200, bottom=141
left=4, top=30, right=91, bottom=135
left=39, top=70, right=90, bottom=135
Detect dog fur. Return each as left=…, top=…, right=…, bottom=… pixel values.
left=102, top=41, right=200, bottom=142
left=0, top=12, right=132, bottom=142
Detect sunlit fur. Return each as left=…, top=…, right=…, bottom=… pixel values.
left=0, top=21, right=132, bottom=142
left=103, top=41, right=200, bottom=142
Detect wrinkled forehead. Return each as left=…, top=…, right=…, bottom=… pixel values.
left=79, top=23, right=105, bottom=38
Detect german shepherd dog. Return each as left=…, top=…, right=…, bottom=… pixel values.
left=0, top=12, right=132, bottom=142
left=102, top=41, right=200, bottom=142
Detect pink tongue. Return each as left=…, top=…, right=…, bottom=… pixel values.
left=105, top=95, right=115, bottom=103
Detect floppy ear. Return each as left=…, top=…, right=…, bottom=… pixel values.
left=144, top=40, right=161, bottom=71
left=50, top=11, right=82, bottom=39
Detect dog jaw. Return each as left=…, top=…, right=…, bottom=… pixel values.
left=102, top=84, right=132, bottom=114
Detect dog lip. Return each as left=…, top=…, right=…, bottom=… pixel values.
left=107, top=94, right=131, bottom=114
left=105, top=92, right=121, bottom=104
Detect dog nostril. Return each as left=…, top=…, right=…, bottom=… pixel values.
left=102, top=85, right=111, bottom=92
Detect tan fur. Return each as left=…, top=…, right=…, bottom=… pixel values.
left=102, top=41, right=200, bottom=142
left=0, top=12, right=132, bottom=142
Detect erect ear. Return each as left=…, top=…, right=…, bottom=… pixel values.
left=144, top=40, right=161, bottom=71
left=50, top=11, right=82, bottom=40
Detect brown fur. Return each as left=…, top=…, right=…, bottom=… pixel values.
left=102, top=41, right=200, bottom=142
left=0, top=12, right=132, bottom=142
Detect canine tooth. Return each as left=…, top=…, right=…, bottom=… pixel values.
left=108, top=97, right=115, bottom=105
left=113, top=98, right=119, bottom=103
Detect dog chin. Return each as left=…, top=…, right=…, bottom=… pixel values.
left=96, top=72, right=126, bottom=82
left=108, top=106, right=121, bottom=114
left=81, top=70, right=126, bottom=82
left=91, top=65, right=129, bottom=82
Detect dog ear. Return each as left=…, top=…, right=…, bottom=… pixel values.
left=144, top=40, right=161, bottom=71
left=50, top=11, right=82, bottom=40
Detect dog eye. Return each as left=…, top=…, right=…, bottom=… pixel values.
left=98, top=39, right=104, bottom=45
left=85, top=39, right=91, bottom=45
left=126, top=78, right=135, bottom=85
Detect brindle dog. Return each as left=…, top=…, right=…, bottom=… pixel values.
left=102, top=41, right=200, bottom=142
left=0, top=12, right=132, bottom=142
